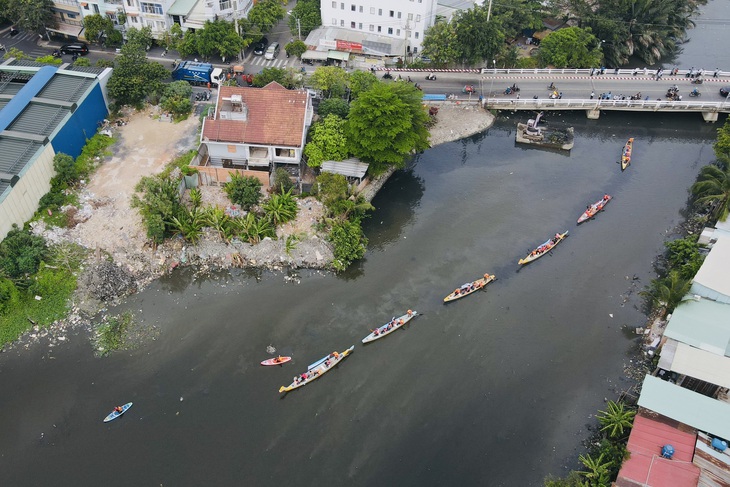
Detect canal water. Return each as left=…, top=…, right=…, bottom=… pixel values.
left=1, top=4, right=729, bottom=485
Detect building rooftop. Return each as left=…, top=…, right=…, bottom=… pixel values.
left=690, top=236, right=730, bottom=303
left=304, top=26, right=406, bottom=57
left=616, top=409, right=700, bottom=487
left=664, top=298, right=730, bottom=357
left=202, top=83, right=308, bottom=148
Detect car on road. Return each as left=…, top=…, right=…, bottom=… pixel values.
left=253, top=38, right=269, bottom=56
left=721, top=86, right=730, bottom=97
left=60, top=42, right=89, bottom=55
left=264, top=42, right=280, bottom=60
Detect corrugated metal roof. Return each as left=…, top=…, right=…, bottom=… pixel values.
left=10, top=104, right=69, bottom=136
left=691, top=237, right=730, bottom=302
left=694, top=432, right=730, bottom=486
left=38, top=74, right=93, bottom=103
left=616, top=410, right=699, bottom=487
left=670, top=342, right=730, bottom=389
left=638, top=375, right=730, bottom=440
left=0, top=138, right=43, bottom=196
left=168, top=0, right=198, bottom=16
left=321, top=158, right=369, bottom=179
left=664, top=298, right=730, bottom=357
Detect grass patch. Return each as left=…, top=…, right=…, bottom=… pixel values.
left=93, top=311, right=134, bottom=356
left=158, top=150, right=196, bottom=179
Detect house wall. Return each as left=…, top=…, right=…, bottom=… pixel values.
left=205, top=142, right=302, bottom=167
left=319, top=0, right=438, bottom=53
left=52, top=84, right=109, bottom=159
left=0, top=146, right=56, bottom=241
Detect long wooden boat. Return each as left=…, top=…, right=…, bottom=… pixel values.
left=279, top=346, right=354, bottom=393
left=518, top=231, right=569, bottom=265
left=443, top=274, right=496, bottom=303
left=362, top=310, right=418, bottom=344
left=577, top=195, right=612, bottom=224
left=621, top=137, right=634, bottom=171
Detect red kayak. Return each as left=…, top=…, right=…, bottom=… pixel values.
left=261, top=356, right=291, bottom=366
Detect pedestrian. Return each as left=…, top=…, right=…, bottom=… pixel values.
left=600, top=66, right=605, bottom=75
left=558, top=92, right=562, bottom=99
left=590, top=67, right=595, bottom=76
left=590, top=91, right=594, bottom=99
left=714, top=68, right=720, bottom=78
left=643, top=67, right=647, bottom=76
left=516, top=93, right=520, bottom=100
left=633, top=68, right=638, bottom=76
left=614, top=67, right=619, bottom=75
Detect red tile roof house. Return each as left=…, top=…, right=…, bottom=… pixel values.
left=195, top=82, right=313, bottom=188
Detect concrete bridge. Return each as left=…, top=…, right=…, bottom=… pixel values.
left=475, top=68, right=730, bottom=122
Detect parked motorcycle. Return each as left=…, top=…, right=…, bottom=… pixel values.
left=425, top=73, right=437, bottom=80
left=691, top=78, right=704, bottom=85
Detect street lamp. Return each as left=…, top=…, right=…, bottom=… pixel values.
left=488, top=59, right=496, bottom=100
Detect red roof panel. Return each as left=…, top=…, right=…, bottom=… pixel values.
left=616, top=410, right=700, bottom=487
left=203, top=82, right=308, bottom=147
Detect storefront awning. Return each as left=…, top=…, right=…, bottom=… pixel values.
left=301, top=50, right=329, bottom=61
left=327, top=50, right=351, bottom=61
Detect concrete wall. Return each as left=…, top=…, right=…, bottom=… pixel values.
left=52, top=84, right=109, bottom=159
left=0, top=145, right=56, bottom=240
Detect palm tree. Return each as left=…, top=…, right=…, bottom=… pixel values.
left=691, top=164, right=730, bottom=222
left=597, top=401, right=636, bottom=439
left=263, top=189, right=298, bottom=226
left=640, top=270, right=691, bottom=316
left=578, top=452, right=611, bottom=487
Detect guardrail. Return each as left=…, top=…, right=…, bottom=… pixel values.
left=478, top=68, right=728, bottom=79
left=484, top=98, right=730, bottom=112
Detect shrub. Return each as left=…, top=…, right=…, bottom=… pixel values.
left=94, top=311, right=134, bottom=356
left=329, top=219, right=367, bottom=271
left=224, top=173, right=263, bottom=211
left=272, top=168, right=295, bottom=194
left=263, top=189, right=298, bottom=225
left=318, top=98, right=350, bottom=119
left=132, top=176, right=184, bottom=244
left=160, top=80, right=193, bottom=119
left=665, top=236, right=704, bottom=279
left=0, top=278, right=20, bottom=314
left=314, top=172, right=349, bottom=208
left=0, top=225, right=48, bottom=280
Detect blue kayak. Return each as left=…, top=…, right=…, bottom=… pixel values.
left=103, top=402, right=133, bottom=423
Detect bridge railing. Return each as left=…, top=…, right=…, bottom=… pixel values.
left=484, top=98, right=730, bottom=112
left=478, top=68, right=728, bottom=79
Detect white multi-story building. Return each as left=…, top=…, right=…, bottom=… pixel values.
left=319, top=0, right=438, bottom=56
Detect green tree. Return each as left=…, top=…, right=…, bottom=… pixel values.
left=131, top=176, right=184, bottom=244
left=691, top=164, right=730, bottom=222
left=3, top=47, right=29, bottom=61
left=72, top=57, right=91, bottom=67
left=160, top=81, right=193, bottom=118
left=285, top=40, right=307, bottom=59
left=315, top=172, right=349, bottom=208
left=665, top=236, right=704, bottom=280
left=196, top=19, right=245, bottom=62
left=421, top=21, right=460, bottom=66
left=640, top=270, right=691, bottom=316
left=236, top=212, right=275, bottom=243
left=596, top=401, right=636, bottom=439
left=0, top=225, right=48, bottom=280
left=252, top=67, right=300, bottom=89
left=0, top=0, right=56, bottom=33
left=289, top=0, right=322, bottom=38
left=492, top=0, right=546, bottom=39
left=304, top=115, right=349, bottom=168
left=452, top=5, right=505, bottom=66
left=52, top=153, right=79, bottom=186
left=177, top=28, right=199, bottom=58
left=539, top=27, right=603, bottom=68
left=714, top=117, right=730, bottom=170
left=578, top=452, right=612, bottom=487
left=263, top=189, right=298, bottom=225
left=272, top=168, right=295, bottom=194
left=329, top=220, right=367, bottom=271
left=36, top=54, right=62, bottom=65
left=345, top=82, right=430, bottom=172
left=310, top=66, right=350, bottom=99
left=248, top=0, right=285, bottom=33
left=348, top=70, right=378, bottom=100
left=224, top=173, right=263, bottom=211
left=107, top=27, right=168, bottom=107
left=0, top=277, right=20, bottom=314
left=82, top=14, right=115, bottom=44
left=317, top=98, right=350, bottom=119
left=169, top=207, right=207, bottom=244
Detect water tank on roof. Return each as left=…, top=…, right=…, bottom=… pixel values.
left=712, top=438, right=728, bottom=452
left=661, top=444, right=675, bottom=459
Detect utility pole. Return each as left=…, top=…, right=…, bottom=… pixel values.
left=487, top=0, right=493, bottom=21
left=297, top=17, right=301, bottom=40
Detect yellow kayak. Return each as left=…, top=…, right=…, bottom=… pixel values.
left=443, top=274, right=496, bottom=303
left=518, top=231, right=569, bottom=265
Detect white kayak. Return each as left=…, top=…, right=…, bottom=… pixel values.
left=361, top=311, right=418, bottom=344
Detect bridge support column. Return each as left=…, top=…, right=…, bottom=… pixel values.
left=702, top=112, right=719, bottom=123
left=586, top=108, right=600, bottom=119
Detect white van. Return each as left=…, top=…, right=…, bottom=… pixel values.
left=264, top=42, right=280, bottom=60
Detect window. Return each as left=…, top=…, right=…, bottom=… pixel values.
left=408, top=13, right=413, bottom=20
left=369, top=24, right=374, bottom=31
left=358, top=22, right=362, bottom=29
left=415, top=32, right=419, bottom=39
left=220, top=0, right=231, bottom=9
left=130, top=15, right=138, bottom=23
left=413, top=47, right=418, bottom=54
left=378, top=8, right=382, bottom=15
left=332, top=1, right=336, bottom=7
left=359, top=6, right=363, bottom=12
left=416, top=14, right=421, bottom=22
left=93, top=4, right=99, bottom=13
left=387, top=27, right=393, bottom=34
left=126, top=0, right=134, bottom=5
left=332, top=18, right=337, bottom=24
left=377, top=26, right=381, bottom=32
left=351, top=21, right=356, bottom=28
left=351, top=4, right=355, bottom=11
left=140, top=2, right=163, bottom=14
left=396, top=28, right=400, bottom=35
left=406, top=30, right=411, bottom=38
left=340, top=2, right=344, bottom=9
left=340, top=19, right=344, bottom=26
left=370, top=7, right=374, bottom=14
left=397, top=12, right=401, bottom=19
left=83, top=3, right=89, bottom=9
left=389, top=10, right=394, bottom=17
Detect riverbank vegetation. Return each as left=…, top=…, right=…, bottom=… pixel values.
left=93, top=311, right=134, bottom=356
left=420, top=0, right=705, bottom=68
